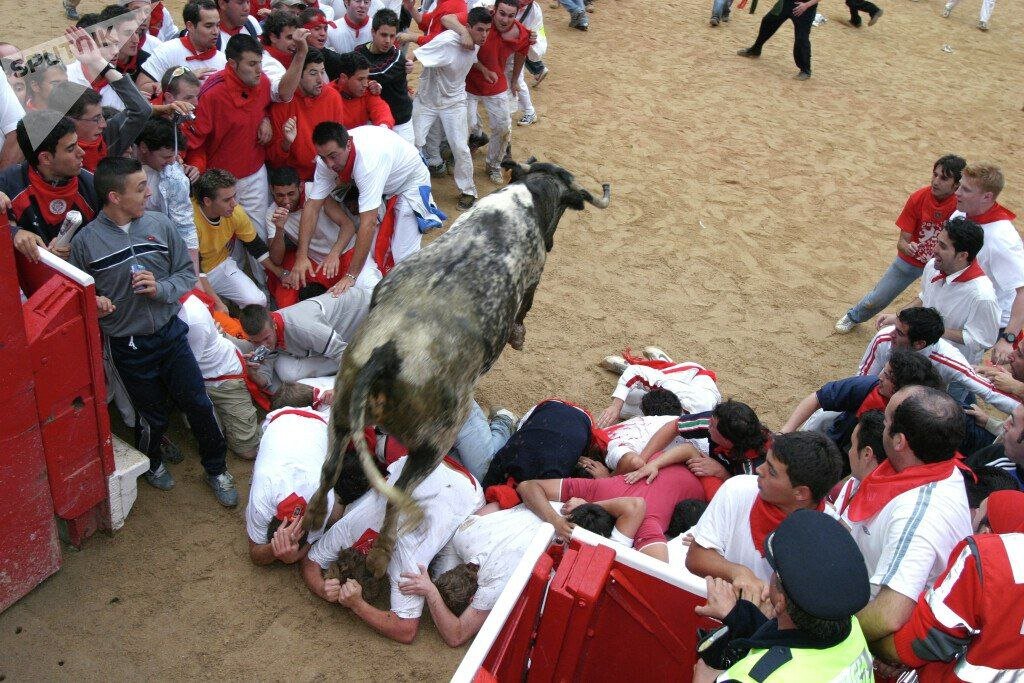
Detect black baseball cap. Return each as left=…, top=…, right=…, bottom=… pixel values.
left=764, top=509, right=871, bottom=620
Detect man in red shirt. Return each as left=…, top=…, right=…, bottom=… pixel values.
left=267, top=48, right=345, bottom=181
left=837, top=154, right=966, bottom=334
left=187, top=32, right=306, bottom=285
left=334, top=51, right=395, bottom=131
left=399, top=0, right=470, bottom=47
left=465, top=0, right=530, bottom=185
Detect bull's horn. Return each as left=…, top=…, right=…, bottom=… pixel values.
left=582, top=183, right=611, bottom=209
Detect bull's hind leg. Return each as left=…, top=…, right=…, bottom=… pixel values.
left=508, top=283, right=538, bottom=350
left=365, top=444, right=442, bottom=577
left=304, top=408, right=352, bottom=535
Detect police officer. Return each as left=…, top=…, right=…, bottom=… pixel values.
left=693, top=509, right=874, bottom=682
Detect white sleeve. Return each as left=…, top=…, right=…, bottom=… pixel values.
left=960, top=297, right=1000, bottom=361
left=413, top=32, right=455, bottom=69
left=308, top=158, right=338, bottom=201
left=307, top=514, right=359, bottom=568
left=871, top=497, right=959, bottom=600
left=689, top=481, right=737, bottom=555
left=388, top=525, right=434, bottom=618
left=159, top=7, right=180, bottom=42
left=611, top=365, right=663, bottom=402
left=469, top=565, right=505, bottom=612
left=0, top=76, right=25, bottom=136
left=957, top=363, right=1020, bottom=414
left=140, top=45, right=169, bottom=81
left=985, top=228, right=1024, bottom=292
left=355, top=154, right=386, bottom=214
left=245, top=494, right=273, bottom=544
left=858, top=328, right=892, bottom=376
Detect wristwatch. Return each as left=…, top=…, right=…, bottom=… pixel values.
left=98, top=62, right=116, bottom=79
left=1001, top=331, right=1017, bottom=344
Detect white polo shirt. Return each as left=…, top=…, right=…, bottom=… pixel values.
left=308, top=456, right=484, bottom=618
left=950, top=209, right=1024, bottom=328
left=177, top=294, right=243, bottom=386
left=834, top=468, right=971, bottom=600
left=309, top=125, right=429, bottom=214
left=450, top=505, right=544, bottom=611
left=604, top=414, right=685, bottom=470
left=413, top=30, right=479, bottom=109
left=141, top=38, right=226, bottom=82
left=245, top=407, right=335, bottom=545
left=919, top=258, right=1000, bottom=364
left=689, top=475, right=772, bottom=583
left=325, top=4, right=381, bottom=52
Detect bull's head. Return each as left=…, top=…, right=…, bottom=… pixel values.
left=500, top=157, right=611, bottom=251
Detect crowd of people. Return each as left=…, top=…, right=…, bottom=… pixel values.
left=1, top=0, right=1022, bottom=680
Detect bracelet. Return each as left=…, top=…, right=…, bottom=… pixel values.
left=344, top=273, right=356, bottom=281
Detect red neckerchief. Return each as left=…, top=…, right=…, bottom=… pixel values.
left=845, top=458, right=960, bottom=522
left=217, top=63, right=263, bottom=107
left=219, top=20, right=244, bottom=36
left=78, top=135, right=108, bottom=173
left=352, top=528, right=379, bottom=555
left=855, top=385, right=888, bottom=417
left=268, top=407, right=327, bottom=424
left=117, top=51, right=139, bottom=76
left=304, top=15, right=337, bottom=29
left=181, top=35, right=219, bottom=61
left=749, top=498, right=825, bottom=556
left=712, top=444, right=764, bottom=462
left=443, top=455, right=479, bottom=489
left=930, top=258, right=986, bottom=285
left=269, top=311, right=287, bottom=349
left=79, top=62, right=110, bottom=92
left=148, top=2, right=165, bottom=36
left=344, top=13, right=369, bottom=30
left=26, top=166, right=96, bottom=224
left=969, top=202, right=1017, bottom=224
left=265, top=44, right=293, bottom=68
left=336, top=139, right=357, bottom=183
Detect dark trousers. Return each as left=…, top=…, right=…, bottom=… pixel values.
left=751, top=0, right=815, bottom=74
left=107, top=316, right=227, bottom=475
left=845, top=0, right=879, bottom=24
left=525, top=59, right=546, bottom=76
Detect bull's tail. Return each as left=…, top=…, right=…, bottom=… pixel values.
left=303, top=413, right=353, bottom=535
left=347, top=342, right=418, bottom=577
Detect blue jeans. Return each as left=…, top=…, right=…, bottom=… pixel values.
left=452, top=400, right=514, bottom=482
left=712, top=0, right=733, bottom=18
left=847, top=257, right=923, bottom=324
left=557, top=0, right=584, bottom=14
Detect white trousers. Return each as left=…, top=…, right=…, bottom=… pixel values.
left=945, top=0, right=995, bottom=22
left=234, top=166, right=270, bottom=289
left=393, top=120, right=415, bottom=145
left=506, top=65, right=535, bottom=117
left=392, top=195, right=423, bottom=263
left=413, top=99, right=476, bottom=197
left=467, top=93, right=512, bottom=172
left=207, top=256, right=267, bottom=307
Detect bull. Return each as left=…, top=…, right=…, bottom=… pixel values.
left=303, top=158, right=611, bottom=575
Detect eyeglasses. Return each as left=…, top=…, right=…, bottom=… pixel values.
left=73, top=113, right=105, bottom=124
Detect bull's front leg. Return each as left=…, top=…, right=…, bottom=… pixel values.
left=508, top=284, right=537, bottom=351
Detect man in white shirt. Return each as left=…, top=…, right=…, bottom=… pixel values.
left=327, top=0, right=382, bottom=52
left=295, top=122, right=442, bottom=295
left=835, top=385, right=972, bottom=654
left=875, top=218, right=999, bottom=365
left=948, top=163, right=1024, bottom=364
left=596, top=352, right=722, bottom=428
left=396, top=501, right=646, bottom=646
left=410, top=7, right=492, bottom=210
left=860, top=307, right=1019, bottom=416
left=178, top=292, right=261, bottom=460
left=216, top=0, right=263, bottom=48
left=686, top=431, right=843, bottom=602
left=301, top=455, right=484, bottom=643
left=139, top=0, right=227, bottom=90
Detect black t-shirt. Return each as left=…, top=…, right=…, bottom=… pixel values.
left=322, top=46, right=346, bottom=82
left=354, top=43, right=413, bottom=125
left=482, top=401, right=592, bottom=488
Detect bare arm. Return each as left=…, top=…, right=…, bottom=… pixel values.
left=400, top=564, right=489, bottom=647
left=992, top=285, right=1024, bottom=363
left=275, top=29, right=309, bottom=102
left=341, top=581, right=420, bottom=644
left=440, top=14, right=472, bottom=45
left=685, top=543, right=765, bottom=601
left=638, top=420, right=679, bottom=460
left=0, top=130, right=23, bottom=168
left=856, top=585, right=917, bottom=645
left=896, top=230, right=918, bottom=259
left=517, top=479, right=572, bottom=540
left=780, top=391, right=821, bottom=433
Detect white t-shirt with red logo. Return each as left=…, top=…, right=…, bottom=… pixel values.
left=245, top=407, right=335, bottom=545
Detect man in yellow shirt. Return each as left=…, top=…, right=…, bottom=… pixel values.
left=193, top=169, right=286, bottom=306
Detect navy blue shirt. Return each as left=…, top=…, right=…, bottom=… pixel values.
left=481, top=401, right=592, bottom=488
left=816, top=375, right=880, bottom=452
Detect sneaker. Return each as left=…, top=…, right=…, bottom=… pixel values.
left=737, top=47, right=761, bottom=58
left=518, top=112, right=537, bottom=126
left=533, top=67, right=549, bottom=85
left=457, top=193, right=476, bottom=210
left=488, top=168, right=504, bottom=184
left=159, top=435, right=184, bottom=464
left=722, top=10, right=731, bottom=20
left=428, top=162, right=447, bottom=177
left=835, top=314, right=858, bottom=333
left=795, top=70, right=812, bottom=80
left=468, top=132, right=489, bottom=152
left=941, top=3, right=952, bottom=16
left=868, top=7, right=883, bottom=24
left=206, top=471, right=239, bottom=507
left=63, top=0, right=80, bottom=19
left=439, top=140, right=454, bottom=164
left=569, top=11, right=589, bottom=29
left=710, top=15, right=720, bottom=26
left=144, top=464, right=175, bottom=491
left=490, top=408, right=518, bottom=435
left=642, top=346, right=673, bottom=363
left=600, top=355, right=628, bottom=374
left=977, top=19, right=988, bottom=30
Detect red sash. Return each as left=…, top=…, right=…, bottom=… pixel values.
left=148, top=3, right=165, bottom=36
left=621, top=348, right=718, bottom=383
left=265, top=44, right=293, bottom=68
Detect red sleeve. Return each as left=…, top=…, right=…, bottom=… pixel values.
left=514, top=22, right=531, bottom=56
left=366, top=93, right=395, bottom=127
left=183, top=91, right=214, bottom=173
left=264, top=107, right=291, bottom=169
left=561, top=477, right=600, bottom=503
left=895, top=187, right=926, bottom=235
left=893, top=538, right=981, bottom=667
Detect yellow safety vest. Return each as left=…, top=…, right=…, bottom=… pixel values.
left=720, top=618, right=873, bottom=683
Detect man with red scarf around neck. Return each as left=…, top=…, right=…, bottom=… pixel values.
left=0, top=111, right=96, bottom=263
left=334, top=51, right=395, bottom=130
left=326, top=0, right=376, bottom=53
left=186, top=32, right=307, bottom=282
left=831, top=386, right=972, bottom=660
left=948, top=163, right=1024, bottom=365
left=137, top=0, right=227, bottom=93
left=685, top=431, right=843, bottom=609
left=216, top=0, right=264, bottom=49
left=259, top=10, right=304, bottom=98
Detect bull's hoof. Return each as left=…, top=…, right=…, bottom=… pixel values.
left=508, top=323, right=526, bottom=350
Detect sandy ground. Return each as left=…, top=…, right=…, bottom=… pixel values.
left=2, top=0, right=1024, bottom=679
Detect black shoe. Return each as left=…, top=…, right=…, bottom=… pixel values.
left=737, top=47, right=761, bottom=57
left=468, top=132, right=489, bottom=152
left=457, top=193, right=476, bottom=210
left=868, top=7, right=882, bottom=24
left=159, top=435, right=184, bottom=464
